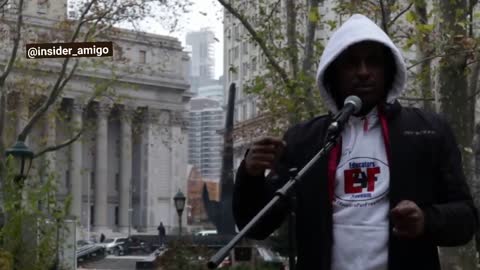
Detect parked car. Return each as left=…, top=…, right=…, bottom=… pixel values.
left=114, top=237, right=150, bottom=256
left=195, top=230, right=217, bottom=236
left=76, top=240, right=95, bottom=247
left=102, top=237, right=128, bottom=254
left=76, top=240, right=106, bottom=263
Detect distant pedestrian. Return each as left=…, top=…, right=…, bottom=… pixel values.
left=100, top=233, right=106, bottom=243
left=157, top=222, right=166, bottom=247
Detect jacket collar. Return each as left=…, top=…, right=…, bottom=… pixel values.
left=380, top=100, right=402, bottom=120
left=327, top=100, right=402, bottom=120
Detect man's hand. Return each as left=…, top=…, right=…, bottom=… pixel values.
left=390, top=200, right=425, bottom=239
left=245, top=137, right=286, bottom=177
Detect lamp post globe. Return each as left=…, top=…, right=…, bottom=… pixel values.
left=173, top=189, right=186, bottom=236
left=5, top=140, right=34, bottom=184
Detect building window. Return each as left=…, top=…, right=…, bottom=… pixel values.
left=261, top=53, right=267, bottom=64
left=242, top=41, right=248, bottom=55
left=115, top=173, right=120, bottom=191
left=65, top=170, right=70, bottom=191
left=233, top=46, right=239, bottom=60
left=251, top=101, right=256, bottom=118
left=251, top=57, right=257, bottom=71
left=115, top=206, right=119, bottom=225
left=139, top=50, right=146, bottom=64
left=233, top=70, right=239, bottom=81
left=91, top=171, right=95, bottom=190
left=226, top=28, right=231, bottom=39
left=242, top=104, right=247, bottom=120
left=37, top=0, right=48, bottom=14
left=242, top=62, right=249, bottom=78
left=116, top=138, right=120, bottom=154
left=90, top=205, right=94, bottom=225
left=234, top=25, right=239, bottom=40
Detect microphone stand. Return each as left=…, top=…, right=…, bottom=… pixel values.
left=207, top=124, right=343, bottom=269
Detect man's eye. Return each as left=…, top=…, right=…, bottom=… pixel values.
left=367, top=55, right=383, bottom=66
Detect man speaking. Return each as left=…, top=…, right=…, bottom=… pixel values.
left=232, top=14, right=478, bottom=270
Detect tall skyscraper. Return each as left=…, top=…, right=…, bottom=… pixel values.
left=188, top=98, right=224, bottom=180
left=186, top=28, right=216, bottom=94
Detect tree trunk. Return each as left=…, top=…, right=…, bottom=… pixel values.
left=0, top=90, right=5, bottom=204
left=438, top=0, right=477, bottom=268
left=414, top=0, right=433, bottom=111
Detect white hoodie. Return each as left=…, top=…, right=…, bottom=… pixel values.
left=315, top=14, right=407, bottom=270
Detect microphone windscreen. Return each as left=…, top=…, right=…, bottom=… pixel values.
left=344, top=95, right=362, bottom=114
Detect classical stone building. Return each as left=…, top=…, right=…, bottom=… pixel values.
left=0, top=0, right=191, bottom=236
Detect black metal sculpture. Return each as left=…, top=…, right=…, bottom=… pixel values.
left=202, top=83, right=236, bottom=235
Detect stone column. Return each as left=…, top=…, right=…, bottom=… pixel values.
left=70, top=102, right=83, bottom=220
left=118, top=106, right=133, bottom=233
left=44, top=108, right=56, bottom=172
left=94, top=103, right=111, bottom=231
left=15, top=93, right=28, bottom=137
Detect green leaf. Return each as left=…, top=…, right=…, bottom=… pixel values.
left=406, top=10, right=417, bottom=23
left=308, top=10, right=319, bottom=23
left=418, top=24, right=434, bottom=34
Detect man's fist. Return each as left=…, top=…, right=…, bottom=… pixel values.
left=245, top=137, right=286, bottom=177
left=390, top=200, right=425, bottom=239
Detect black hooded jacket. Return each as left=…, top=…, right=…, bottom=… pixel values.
left=233, top=101, right=478, bottom=270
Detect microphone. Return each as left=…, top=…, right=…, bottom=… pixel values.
left=327, top=95, right=362, bottom=137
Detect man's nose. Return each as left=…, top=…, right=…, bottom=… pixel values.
left=357, top=60, right=371, bottom=78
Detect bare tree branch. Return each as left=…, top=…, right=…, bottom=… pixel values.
left=34, top=129, right=83, bottom=159
left=388, top=1, right=413, bottom=28
left=302, top=0, right=319, bottom=74
left=407, top=48, right=476, bottom=70
left=379, top=0, right=389, bottom=35
left=466, top=87, right=480, bottom=103
left=217, top=0, right=290, bottom=86
left=301, top=0, right=320, bottom=117
left=0, top=0, right=24, bottom=89
left=264, top=0, right=281, bottom=23
left=0, top=0, right=8, bottom=10
left=398, top=96, right=434, bottom=101
left=286, top=0, right=298, bottom=77
left=33, top=93, right=97, bottom=159
left=17, top=0, right=97, bottom=142
left=468, top=0, right=478, bottom=37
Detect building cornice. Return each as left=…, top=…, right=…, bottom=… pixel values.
left=2, top=14, right=183, bottom=50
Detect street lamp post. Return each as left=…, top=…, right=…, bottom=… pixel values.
left=5, top=140, right=34, bottom=186
left=173, top=190, right=186, bottom=236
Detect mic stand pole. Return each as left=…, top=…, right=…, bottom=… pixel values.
left=288, top=181, right=297, bottom=270
left=207, top=127, right=342, bottom=269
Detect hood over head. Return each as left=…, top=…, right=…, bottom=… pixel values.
left=316, top=14, right=407, bottom=113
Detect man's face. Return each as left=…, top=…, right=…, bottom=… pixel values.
left=330, top=41, right=390, bottom=115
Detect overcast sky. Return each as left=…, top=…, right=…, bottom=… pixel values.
left=141, top=0, right=224, bottom=79
left=70, top=0, right=224, bottom=78
left=181, top=0, right=224, bottom=79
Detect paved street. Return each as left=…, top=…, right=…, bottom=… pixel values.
left=79, top=254, right=159, bottom=270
